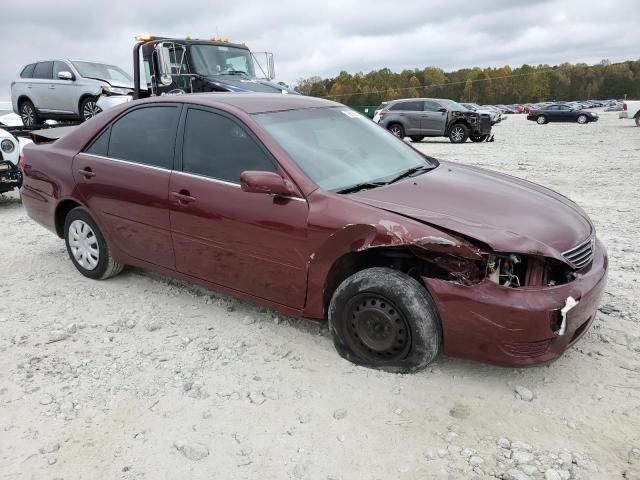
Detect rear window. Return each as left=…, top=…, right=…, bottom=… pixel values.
left=20, top=64, right=36, bottom=78
left=33, top=61, right=53, bottom=79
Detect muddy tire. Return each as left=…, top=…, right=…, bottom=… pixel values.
left=328, top=267, right=442, bottom=373
left=448, top=123, right=469, bottom=143
left=64, top=207, right=124, bottom=280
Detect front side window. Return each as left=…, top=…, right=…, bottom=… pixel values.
left=423, top=100, right=441, bottom=112
left=33, top=61, right=53, bottom=79
left=182, top=108, right=275, bottom=182
left=53, top=61, right=71, bottom=79
left=254, top=107, right=437, bottom=192
left=437, top=99, right=467, bottom=111
left=108, top=106, right=180, bottom=169
left=72, top=61, right=132, bottom=84
left=190, top=45, right=256, bottom=77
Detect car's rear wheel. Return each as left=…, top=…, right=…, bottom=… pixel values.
left=448, top=123, right=469, bottom=143
left=634, top=114, right=639, bottom=127
left=577, top=114, right=588, bottom=124
left=410, top=136, right=424, bottom=143
left=536, top=115, right=547, bottom=125
left=470, top=134, right=488, bottom=142
left=388, top=123, right=405, bottom=138
left=328, top=267, right=442, bottom=373
left=64, top=207, right=124, bottom=279
left=80, top=97, right=102, bottom=121
left=20, top=100, right=41, bottom=127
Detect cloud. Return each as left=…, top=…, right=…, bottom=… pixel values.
left=1, top=0, right=639, bottom=99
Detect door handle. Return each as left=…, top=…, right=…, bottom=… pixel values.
left=27, top=84, right=32, bottom=89
left=171, top=190, right=196, bottom=204
left=49, top=85, right=56, bottom=89
left=78, top=168, right=96, bottom=178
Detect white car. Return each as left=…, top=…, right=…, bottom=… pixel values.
left=0, top=128, right=23, bottom=194
left=619, top=100, right=640, bottom=126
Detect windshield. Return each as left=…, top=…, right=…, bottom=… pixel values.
left=439, top=99, right=468, bottom=111
left=190, top=45, right=256, bottom=77
left=254, top=107, right=437, bottom=192
left=72, top=61, right=132, bottom=84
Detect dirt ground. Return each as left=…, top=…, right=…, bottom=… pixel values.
left=1, top=112, right=639, bottom=480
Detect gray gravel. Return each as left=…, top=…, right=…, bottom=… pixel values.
left=0, top=112, right=639, bottom=478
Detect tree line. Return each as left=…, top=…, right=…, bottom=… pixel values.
left=295, top=59, right=640, bottom=106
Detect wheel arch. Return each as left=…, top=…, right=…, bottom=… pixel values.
left=77, top=93, right=99, bottom=117
left=54, top=198, right=83, bottom=238
left=17, top=95, right=33, bottom=111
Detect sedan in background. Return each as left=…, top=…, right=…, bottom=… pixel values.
left=527, top=103, right=599, bottom=124
left=20, top=93, right=606, bottom=372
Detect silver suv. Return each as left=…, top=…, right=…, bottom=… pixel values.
left=11, top=59, right=134, bottom=126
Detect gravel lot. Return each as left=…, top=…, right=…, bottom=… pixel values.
left=1, top=112, right=639, bottom=479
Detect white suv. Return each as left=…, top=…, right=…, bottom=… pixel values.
left=11, top=59, right=133, bottom=126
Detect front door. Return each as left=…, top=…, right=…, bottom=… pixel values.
left=421, top=100, right=446, bottom=134
left=169, top=107, right=310, bottom=308
left=49, top=61, right=77, bottom=114
left=73, top=104, right=182, bottom=269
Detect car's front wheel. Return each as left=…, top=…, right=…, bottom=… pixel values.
left=80, top=97, right=102, bottom=121
left=64, top=207, right=124, bottom=279
left=448, top=123, right=469, bottom=143
left=328, top=267, right=442, bottom=373
left=20, top=100, right=41, bottom=127
left=470, top=134, right=488, bottom=142
left=577, top=114, right=588, bottom=124
left=387, top=123, right=405, bottom=138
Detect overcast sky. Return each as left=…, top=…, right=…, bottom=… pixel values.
left=1, top=0, right=639, bottom=99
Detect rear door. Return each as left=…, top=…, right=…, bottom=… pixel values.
left=422, top=100, right=446, bottom=134
left=169, top=106, right=310, bottom=308
left=30, top=61, right=54, bottom=112
left=392, top=100, right=424, bottom=134
left=73, top=104, right=181, bottom=268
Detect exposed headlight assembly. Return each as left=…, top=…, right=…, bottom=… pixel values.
left=102, top=86, right=132, bottom=96
left=1, top=139, right=15, bottom=154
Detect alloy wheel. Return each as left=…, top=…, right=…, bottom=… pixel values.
left=68, top=220, right=100, bottom=270
left=451, top=126, right=465, bottom=142
left=577, top=115, right=587, bottom=124
left=21, top=104, right=34, bottom=126
left=389, top=125, right=402, bottom=137
left=83, top=101, right=102, bottom=120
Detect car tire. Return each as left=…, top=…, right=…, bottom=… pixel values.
left=387, top=123, right=405, bottom=138
left=470, top=134, right=488, bottom=142
left=635, top=114, right=640, bottom=127
left=20, top=100, right=41, bottom=127
left=410, top=136, right=424, bottom=143
left=80, top=96, right=102, bottom=121
left=64, top=207, right=124, bottom=280
left=448, top=123, right=469, bottom=143
left=536, top=115, right=547, bottom=125
left=328, top=267, right=442, bottom=373
left=577, top=114, right=588, bottom=124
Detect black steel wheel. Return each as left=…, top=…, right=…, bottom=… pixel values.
left=329, top=267, right=442, bottom=373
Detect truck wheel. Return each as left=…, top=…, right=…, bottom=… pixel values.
left=388, top=123, right=405, bottom=138
left=470, top=134, right=488, bottom=142
left=328, top=267, right=442, bottom=373
left=64, top=208, right=124, bottom=280
left=536, top=115, right=547, bottom=125
left=20, top=100, right=41, bottom=127
left=410, top=136, right=424, bottom=142
left=577, top=114, right=588, bottom=124
left=80, top=97, right=102, bottom=121
left=448, top=123, right=469, bottom=143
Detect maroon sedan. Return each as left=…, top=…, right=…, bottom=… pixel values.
left=20, top=94, right=607, bottom=372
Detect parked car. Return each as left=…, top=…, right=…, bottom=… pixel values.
left=11, top=59, right=134, bottom=126
left=375, top=98, right=492, bottom=143
left=604, top=103, right=623, bottom=112
left=619, top=101, right=640, bottom=126
left=461, top=103, right=500, bottom=125
left=527, top=103, right=599, bottom=124
left=20, top=94, right=607, bottom=371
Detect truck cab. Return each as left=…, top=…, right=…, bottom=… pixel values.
left=98, top=34, right=294, bottom=111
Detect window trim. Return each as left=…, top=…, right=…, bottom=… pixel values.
left=176, top=105, right=279, bottom=185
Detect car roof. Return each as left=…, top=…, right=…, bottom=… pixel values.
left=139, top=93, right=342, bottom=114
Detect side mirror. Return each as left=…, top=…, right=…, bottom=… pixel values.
left=438, top=107, right=447, bottom=113
left=240, top=171, right=298, bottom=197
left=58, top=71, right=74, bottom=81
left=156, top=43, right=174, bottom=86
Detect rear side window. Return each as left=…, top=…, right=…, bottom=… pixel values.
left=108, top=106, right=180, bottom=169
left=33, top=61, right=53, bottom=79
left=390, top=101, right=423, bottom=111
left=20, top=64, right=36, bottom=78
left=182, top=108, right=275, bottom=183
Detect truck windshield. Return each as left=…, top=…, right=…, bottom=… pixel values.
left=72, top=61, right=132, bottom=84
left=190, top=45, right=256, bottom=77
left=254, top=107, right=437, bottom=192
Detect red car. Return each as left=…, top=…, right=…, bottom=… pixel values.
left=20, top=94, right=607, bottom=372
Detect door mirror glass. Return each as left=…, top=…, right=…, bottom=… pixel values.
left=240, top=171, right=297, bottom=196
left=58, top=71, right=74, bottom=81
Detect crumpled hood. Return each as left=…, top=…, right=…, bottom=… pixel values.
left=351, top=161, right=593, bottom=261
left=205, top=75, right=295, bottom=94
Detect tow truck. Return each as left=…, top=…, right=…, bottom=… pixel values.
left=98, top=33, right=294, bottom=111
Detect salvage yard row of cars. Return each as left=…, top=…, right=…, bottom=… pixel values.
left=18, top=94, right=608, bottom=371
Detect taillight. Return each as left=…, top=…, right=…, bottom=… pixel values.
left=18, top=154, right=25, bottom=172
left=623, top=103, right=627, bottom=111
left=379, top=111, right=386, bottom=119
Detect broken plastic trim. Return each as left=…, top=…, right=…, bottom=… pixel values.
left=556, top=296, right=579, bottom=336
